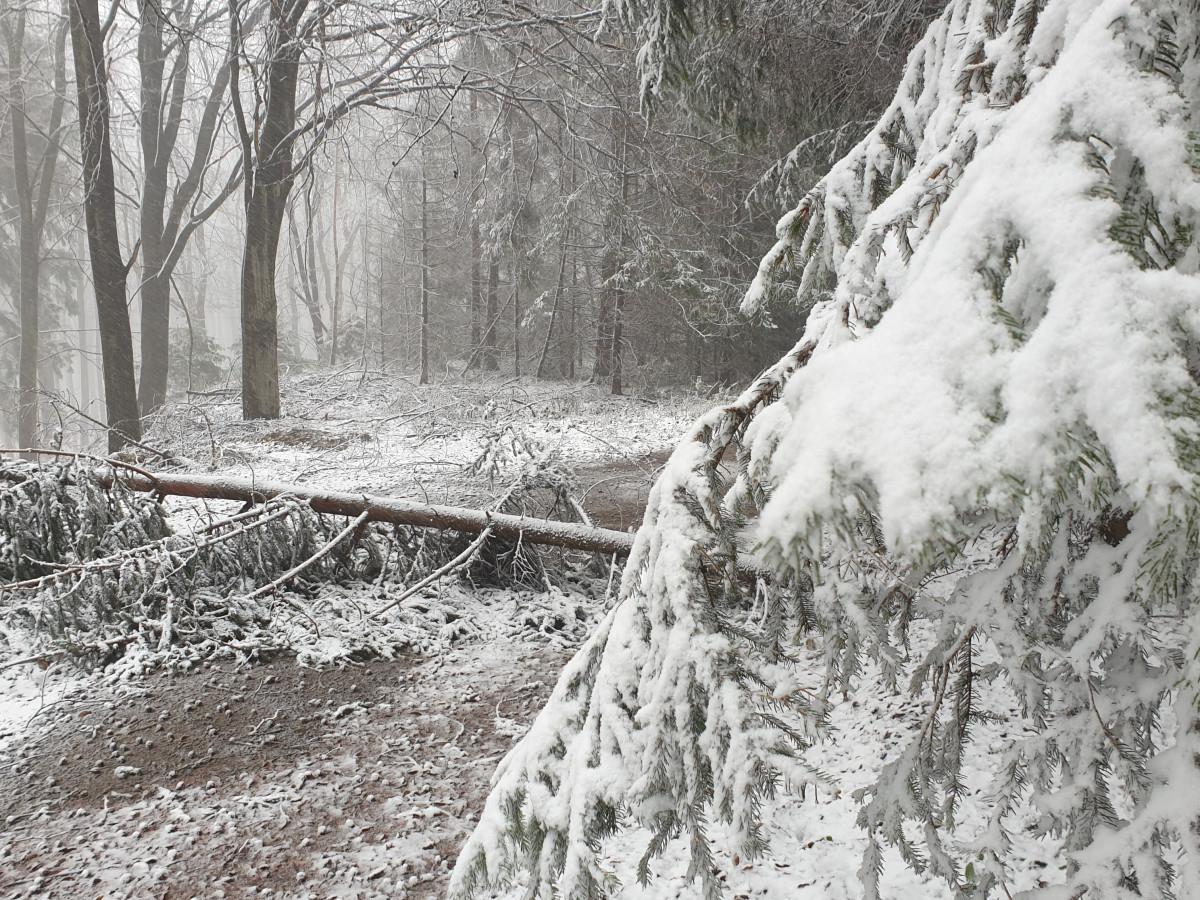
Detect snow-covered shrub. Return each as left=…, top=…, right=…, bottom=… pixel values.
left=1, top=454, right=615, bottom=669
left=451, top=1, right=1200, bottom=898
left=0, top=459, right=169, bottom=584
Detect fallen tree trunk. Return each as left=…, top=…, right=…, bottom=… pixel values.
left=98, top=469, right=638, bottom=557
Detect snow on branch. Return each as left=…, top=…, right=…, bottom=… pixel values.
left=455, top=1, right=1200, bottom=897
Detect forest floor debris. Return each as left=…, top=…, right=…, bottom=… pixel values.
left=1, top=376, right=705, bottom=899
left=2, top=376, right=1066, bottom=898
left=0, top=620, right=571, bottom=900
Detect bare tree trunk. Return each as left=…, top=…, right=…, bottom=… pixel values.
left=483, top=260, right=499, bottom=371
left=591, top=252, right=616, bottom=381
left=468, top=91, right=482, bottom=356
left=7, top=12, right=39, bottom=454
left=536, top=246, right=568, bottom=380
left=233, top=0, right=303, bottom=421
left=569, top=250, right=577, bottom=379
left=470, top=221, right=482, bottom=353
left=611, top=169, right=631, bottom=397
left=194, top=225, right=208, bottom=331
left=288, top=204, right=326, bottom=352
left=135, top=0, right=234, bottom=413
left=7, top=9, right=66, bottom=454
left=419, top=169, right=430, bottom=385
left=331, top=155, right=345, bottom=366
left=101, top=470, right=638, bottom=556
left=512, top=256, right=520, bottom=377
left=135, top=0, right=171, bottom=415
left=69, top=0, right=142, bottom=450
left=242, top=178, right=291, bottom=419
left=304, top=196, right=324, bottom=360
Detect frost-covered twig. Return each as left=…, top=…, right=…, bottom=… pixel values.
left=0, top=448, right=161, bottom=486
left=247, top=511, right=370, bottom=601
left=370, top=526, right=493, bottom=619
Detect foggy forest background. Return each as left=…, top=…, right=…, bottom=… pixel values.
left=0, top=0, right=942, bottom=450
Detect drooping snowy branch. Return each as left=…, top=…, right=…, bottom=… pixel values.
left=454, top=1, right=1200, bottom=897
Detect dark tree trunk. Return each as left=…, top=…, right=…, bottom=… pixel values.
left=610, top=288, right=624, bottom=396
left=194, top=226, right=208, bottom=330
left=611, top=167, right=632, bottom=397
left=136, top=0, right=171, bottom=415
left=512, top=258, right=520, bottom=377
left=135, top=0, right=232, bottom=413
left=468, top=91, right=482, bottom=355
left=8, top=17, right=39, bottom=452
left=69, top=0, right=143, bottom=451
left=242, top=178, right=291, bottom=419
left=470, top=221, right=482, bottom=350
left=288, top=206, right=327, bottom=351
left=15, top=191, right=39, bottom=454
left=235, top=0, right=304, bottom=421
left=591, top=251, right=616, bottom=381
left=419, top=171, right=430, bottom=385
left=536, top=246, right=568, bottom=380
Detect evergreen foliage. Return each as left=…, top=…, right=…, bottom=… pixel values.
left=451, top=1, right=1200, bottom=897
left=0, top=452, right=597, bottom=670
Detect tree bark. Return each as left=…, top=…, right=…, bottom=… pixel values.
left=136, top=0, right=234, bottom=413
left=420, top=169, right=430, bottom=385
left=69, top=0, right=143, bottom=451
left=288, top=204, right=327, bottom=350
left=135, top=0, right=171, bottom=415
left=102, top=470, right=638, bottom=556
left=7, top=9, right=67, bottom=455
left=512, top=257, right=520, bottom=377
left=483, top=259, right=500, bottom=371
left=536, top=247, right=568, bottom=379
left=235, top=0, right=305, bottom=421
left=591, top=251, right=616, bottom=381
left=7, top=11, right=39, bottom=455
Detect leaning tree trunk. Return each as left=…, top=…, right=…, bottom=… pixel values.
left=69, top=0, right=142, bottom=451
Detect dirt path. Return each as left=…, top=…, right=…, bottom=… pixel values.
left=0, top=630, right=571, bottom=900
left=573, top=449, right=670, bottom=532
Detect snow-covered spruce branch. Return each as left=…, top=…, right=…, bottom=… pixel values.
left=371, top=526, right=494, bottom=619
left=247, top=510, right=371, bottom=601
left=450, top=340, right=829, bottom=900
left=455, top=1, right=1200, bottom=898
left=0, top=502, right=293, bottom=595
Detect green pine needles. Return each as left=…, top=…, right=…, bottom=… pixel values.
left=452, top=0, right=1200, bottom=898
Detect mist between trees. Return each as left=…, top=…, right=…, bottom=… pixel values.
left=0, top=0, right=936, bottom=451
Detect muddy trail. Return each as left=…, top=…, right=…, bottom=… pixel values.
left=0, top=376, right=715, bottom=900
left=572, top=449, right=670, bottom=532
left=0, top=456, right=669, bottom=900
left=0, top=633, right=572, bottom=900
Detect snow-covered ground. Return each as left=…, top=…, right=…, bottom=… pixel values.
left=1, top=375, right=1064, bottom=899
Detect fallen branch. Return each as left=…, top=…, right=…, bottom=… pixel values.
left=94, top=469, right=638, bottom=556
left=248, top=511, right=370, bottom=601
left=1, top=504, right=294, bottom=595
left=370, top=526, right=493, bottom=619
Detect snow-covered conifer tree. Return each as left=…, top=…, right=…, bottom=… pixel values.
left=450, top=1, right=1200, bottom=897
